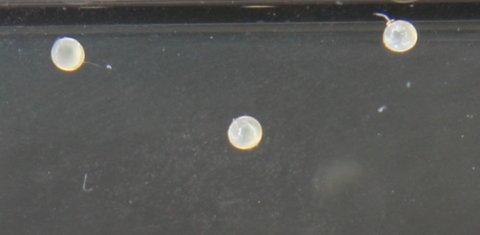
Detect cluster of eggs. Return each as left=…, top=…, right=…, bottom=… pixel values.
left=49, top=12, right=417, bottom=151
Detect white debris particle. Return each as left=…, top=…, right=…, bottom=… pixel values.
left=377, top=105, right=387, bottom=113
left=466, top=114, right=474, bottom=119
left=82, top=173, right=93, bottom=192
left=209, top=35, right=214, bottom=39
left=406, top=81, right=412, bottom=88
left=106, top=64, right=112, bottom=70
left=460, top=134, right=465, bottom=139
left=377, top=132, right=383, bottom=137
left=472, top=166, right=476, bottom=171
left=161, top=48, right=166, bottom=52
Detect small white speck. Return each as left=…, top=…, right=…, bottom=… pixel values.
left=128, top=200, right=133, bottom=204
left=161, top=48, right=166, bottom=52
left=377, top=132, right=383, bottom=137
left=209, top=35, right=214, bottom=39
left=177, top=52, right=181, bottom=57
left=406, top=81, right=412, bottom=88
left=257, top=200, right=261, bottom=204
left=460, top=134, right=465, bottom=139
left=466, top=114, right=474, bottom=119
left=377, top=105, right=387, bottom=113
left=106, top=64, right=112, bottom=70
left=472, top=166, right=476, bottom=171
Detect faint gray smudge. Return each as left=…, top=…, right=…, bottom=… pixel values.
left=312, top=160, right=363, bottom=196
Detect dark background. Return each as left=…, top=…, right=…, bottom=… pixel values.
left=1, top=2, right=480, bottom=235
left=1, top=2, right=480, bottom=25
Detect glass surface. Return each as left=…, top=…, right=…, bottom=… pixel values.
left=0, top=19, right=479, bottom=234
left=3, top=0, right=480, bottom=7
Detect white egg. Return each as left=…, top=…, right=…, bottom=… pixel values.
left=383, top=20, right=417, bottom=53
left=227, top=115, right=263, bottom=150
left=51, top=37, right=85, bottom=72
left=375, top=13, right=418, bottom=53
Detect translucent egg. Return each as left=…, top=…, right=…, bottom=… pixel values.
left=375, top=13, right=418, bottom=53
left=51, top=37, right=85, bottom=72
left=227, top=115, right=263, bottom=150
